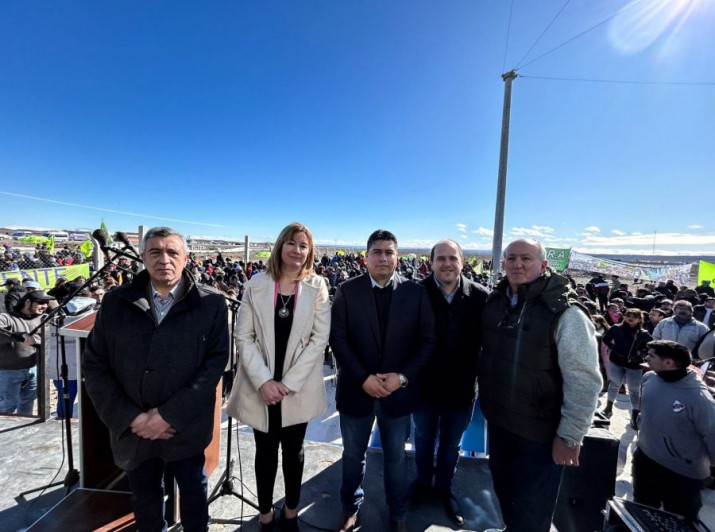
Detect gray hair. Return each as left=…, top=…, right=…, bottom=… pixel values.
left=503, top=239, right=547, bottom=261
left=142, top=226, right=187, bottom=253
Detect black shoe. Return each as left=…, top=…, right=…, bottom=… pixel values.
left=279, top=506, right=300, bottom=531
left=440, top=491, right=464, bottom=526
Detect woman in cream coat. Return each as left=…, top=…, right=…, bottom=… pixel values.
left=227, top=222, right=330, bottom=530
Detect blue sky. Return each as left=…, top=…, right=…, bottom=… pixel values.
left=1, top=0, right=713, bottom=255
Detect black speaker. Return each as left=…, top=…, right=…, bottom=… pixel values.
left=554, top=427, right=619, bottom=532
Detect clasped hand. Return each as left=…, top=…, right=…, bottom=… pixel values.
left=362, top=373, right=401, bottom=398
left=259, top=379, right=290, bottom=405
left=131, top=408, right=176, bottom=440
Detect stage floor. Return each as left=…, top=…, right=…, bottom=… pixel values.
left=1, top=391, right=713, bottom=531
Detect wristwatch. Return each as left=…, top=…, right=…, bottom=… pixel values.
left=397, top=373, right=408, bottom=389
left=559, top=437, right=579, bottom=449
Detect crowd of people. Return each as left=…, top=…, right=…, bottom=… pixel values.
left=1, top=243, right=91, bottom=271
left=1, top=224, right=714, bottom=531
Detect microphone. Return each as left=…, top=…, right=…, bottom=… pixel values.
left=92, top=228, right=111, bottom=261
left=114, top=232, right=140, bottom=257
left=91, top=228, right=110, bottom=249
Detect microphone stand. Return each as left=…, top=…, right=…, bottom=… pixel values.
left=18, top=242, right=142, bottom=498
left=208, top=296, right=259, bottom=513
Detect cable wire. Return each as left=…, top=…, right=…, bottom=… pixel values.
left=515, top=0, right=570, bottom=70
left=520, top=74, right=715, bottom=86
left=516, top=0, right=646, bottom=71
left=502, top=0, right=515, bottom=73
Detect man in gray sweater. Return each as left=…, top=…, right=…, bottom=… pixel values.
left=634, top=340, right=715, bottom=522
left=479, top=239, right=602, bottom=531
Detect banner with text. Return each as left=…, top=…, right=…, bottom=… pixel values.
left=545, top=248, right=571, bottom=272
left=567, top=251, right=692, bottom=284
left=0, top=264, right=91, bottom=290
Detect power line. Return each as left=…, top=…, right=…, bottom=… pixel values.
left=516, top=0, right=646, bottom=71
left=502, top=0, right=515, bottom=73
left=520, top=74, right=715, bottom=86
left=515, top=0, right=570, bottom=70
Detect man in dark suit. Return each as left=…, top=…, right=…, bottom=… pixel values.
left=694, top=297, right=715, bottom=328
left=83, top=227, right=228, bottom=532
left=330, top=229, right=435, bottom=532
left=413, top=239, right=488, bottom=526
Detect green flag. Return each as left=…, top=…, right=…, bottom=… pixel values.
left=19, top=235, right=48, bottom=244
left=698, top=260, right=715, bottom=285
left=79, top=239, right=94, bottom=258
left=545, top=247, right=571, bottom=272
left=46, top=234, right=55, bottom=254
left=101, top=219, right=113, bottom=245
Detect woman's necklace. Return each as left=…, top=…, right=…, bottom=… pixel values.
left=278, top=293, right=293, bottom=318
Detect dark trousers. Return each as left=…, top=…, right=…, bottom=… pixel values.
left=632, top=447, right=703, bottom=522
left=487, top=423, right=564, bottom=532
left=126, top=453, right=208, bottom=532
left=339, top=402, right=411, bottom=520
left=253, top=420, right=308, bottom=514
left=413, top=402, right=473, bottom=492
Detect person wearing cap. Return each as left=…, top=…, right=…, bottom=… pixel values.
left=0, top=290, right=54, bottom=415
left=24, top=280, right=41, bottom=292
left=633, top=340, right=715, bottom=522
left=647, top=307, right=667, bottom=334
left=3, top=278, right=26, bottom=313
left=659, top=298, right=674, bottom=316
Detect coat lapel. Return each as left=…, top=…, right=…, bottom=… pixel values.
left=283, top=280, right=317, bottom=368
left=251, top=277, right=277, bottom=373
left=357, top=274, right=381, bottom=349
left=385, top=275, right=405, bottom=349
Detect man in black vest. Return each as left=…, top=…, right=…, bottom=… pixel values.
left=479, top=239, right=602, bottom=532
left=413, top=239, right=487, bottom=526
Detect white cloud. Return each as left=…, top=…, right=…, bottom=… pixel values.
left=611, top=229, right=626, bottom=236
left=631, top=232, right=643, bottom=236
left=688, top=225, right=703, bottom=229
left=583, top=226, right=601, bottom=233
left=456, top=223, right=467, bottom=233
left=472, top=226, right=494, bottom=236
left=510, top=225, right=555, bottom=238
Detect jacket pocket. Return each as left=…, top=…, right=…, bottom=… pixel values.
left=663, top=436, right=693, bottom=464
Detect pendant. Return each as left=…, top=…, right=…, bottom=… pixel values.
left=278, top=306, right=290, bottom=318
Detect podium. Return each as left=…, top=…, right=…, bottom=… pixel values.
left=28, top=312, right=222, bottom=531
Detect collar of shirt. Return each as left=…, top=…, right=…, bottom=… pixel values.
left=434, top=274, right=460, bottom=303
left=369, top=272, right=395, bottom=289
left=150, top=276, right=185, bottom=304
